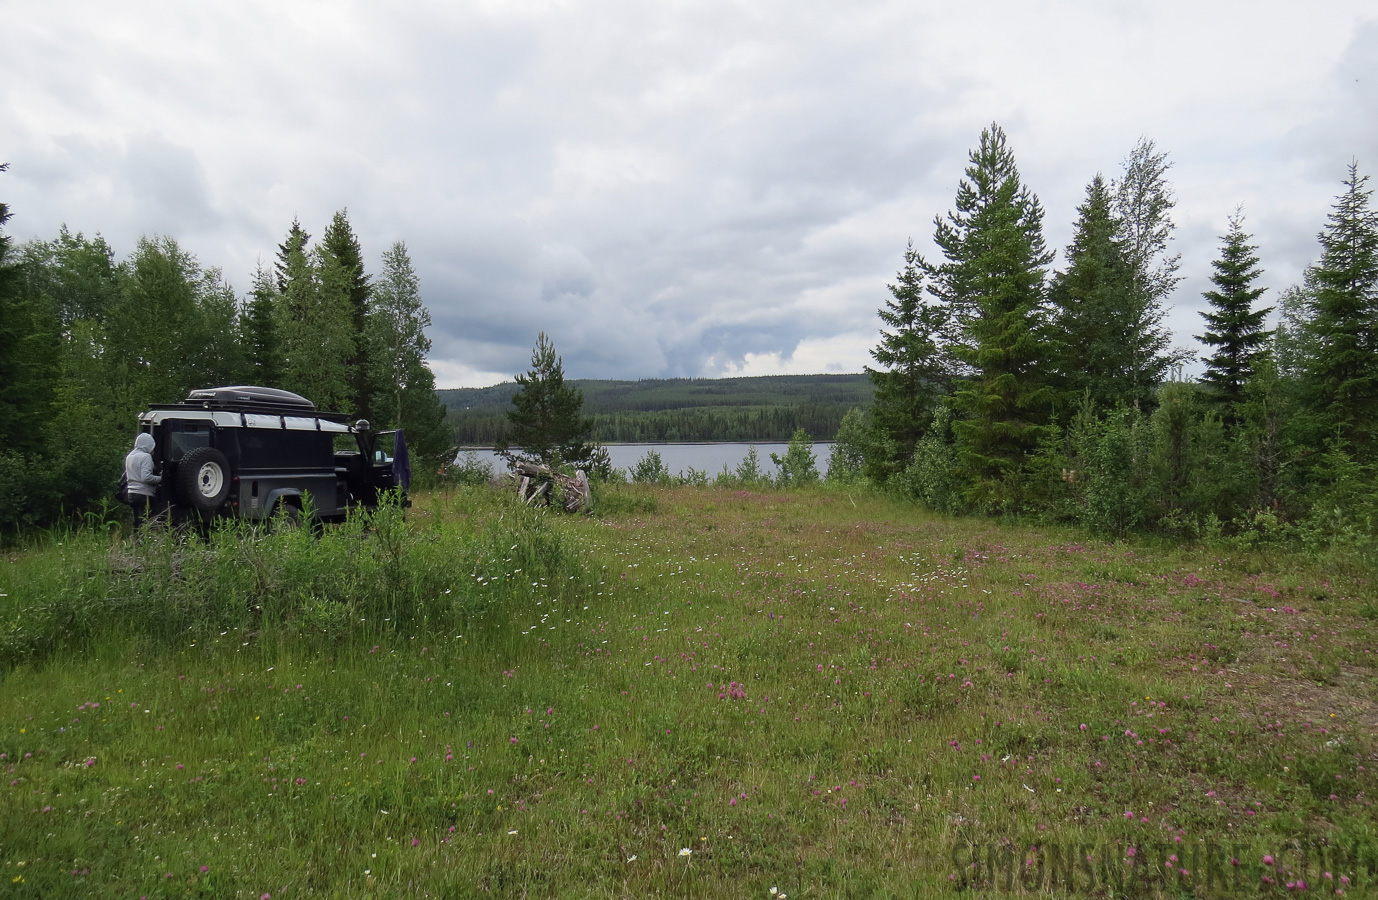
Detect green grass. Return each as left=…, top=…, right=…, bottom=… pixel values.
left=2, top=485, right=1376, bottom=897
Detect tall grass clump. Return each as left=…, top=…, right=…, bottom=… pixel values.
left=0, top=488, right=588, bottom=669
left=592, top=482, right=660, bottom=515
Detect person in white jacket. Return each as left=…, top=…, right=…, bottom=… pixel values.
left=125, top=432, right=161, bottom=531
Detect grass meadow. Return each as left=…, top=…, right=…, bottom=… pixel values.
left=2, top=485, right=1377, bottom=898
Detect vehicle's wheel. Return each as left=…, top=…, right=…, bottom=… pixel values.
left=177, top=447, right=232, bottom=514
left=272, top=501, right=301, bottom=531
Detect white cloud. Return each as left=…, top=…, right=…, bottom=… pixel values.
left=2, top=0, right=1374, bottom=386
left=712, top=332, right=877, bottom=378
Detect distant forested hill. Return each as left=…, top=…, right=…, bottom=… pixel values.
left=440, top=374, right=873, bottom=444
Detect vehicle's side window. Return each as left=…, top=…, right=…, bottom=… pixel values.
left=166, top=422, right=210, bottom=462
left=372, top=433, right=394, bottom=464
left=237, top=428, right=333, bottom=469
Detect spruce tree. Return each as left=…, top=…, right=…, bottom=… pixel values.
left=1197, top=211, right=1272, bottom=418
left=929, top=124, right=1054, bottom=510
left=275, top=218, right=310, bottom=294
left=1305, top=162, right=1378, bottom=456
left=499, top=332, right=594, bottom=467
left=1047, top=175, right=1135, bottom=414
left=321, top=209, right=374, bottom=420
left=243, top=260, right=280, bottom=387
left=864, top=238, right=951, bottom=482
left=274, top=242, right=354, bottom=412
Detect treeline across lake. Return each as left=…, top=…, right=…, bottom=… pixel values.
left=441, top=374, right=871, bottom=444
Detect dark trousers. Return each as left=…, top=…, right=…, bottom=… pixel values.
left=130, top=494, right=153, bottom=531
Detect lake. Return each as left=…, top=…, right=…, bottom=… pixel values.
left=454, top=442, right=837, bottom=479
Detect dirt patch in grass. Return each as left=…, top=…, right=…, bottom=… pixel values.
left=1228, top=667, right=1378, bottom=734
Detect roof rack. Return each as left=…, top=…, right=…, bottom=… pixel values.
left=148, top=386, right=347, bottom=419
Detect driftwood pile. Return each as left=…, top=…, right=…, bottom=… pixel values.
left=508, top=461, right=591, bottom=513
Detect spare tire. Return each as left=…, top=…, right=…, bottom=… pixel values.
left=177, top=446, right=232, bottom=513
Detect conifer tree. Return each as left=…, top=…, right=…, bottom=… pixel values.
left=499, top=332, right=594, bottom=467
left=242, top=260, right=280, bottom=387
left=864, top=239, right=951, bottom=481
left=321, top=209, right=374, bottom=420
left=275, top=242, right=354, bottom=412
left=1197, top=211, right=1272, bottom=418
left=275, top=218, right=309, bottom=294
left=1304, top=162, right=1378, bottom=455
left=1047, top=175, right=1135, bottom=413
left=929, top=123, right=1054, bottom=509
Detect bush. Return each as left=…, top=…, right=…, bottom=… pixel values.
left=442, top=451, right=495, bottom=486
left=677, top=466, right=709, bottom=487
left=898, top=405, right=963, bottom=514
left=631, top=450, right=669, bottom=484
left=771, top=428, right=819, bottom=487
left=734, top=445, right=768, bottom=485
left=826, top=408, right=868, bottom=484
left=1081, top=405, right=1153, bottom=536
left=584, top=445, right=618, bottom=482
left=1291, top=441, right=1378, bottom=572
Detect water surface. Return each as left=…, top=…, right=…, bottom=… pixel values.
left=454, top=442, right=836, bottom=479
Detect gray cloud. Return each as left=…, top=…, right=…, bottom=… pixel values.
left=2, top=1, right=1375, bottom=385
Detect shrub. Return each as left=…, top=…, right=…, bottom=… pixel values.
left=443, top=451, right=495, bottom=486
left=898, top=404, right=963, bottom=514
left=771, top=428, right=819, bottom=487
left=631, top=450, right=669, bottom=484
left=1081, top=405, right=1153, bottom=536
left=826, top=408, right=868, bottom=484
left=677, top=466, right=709, bottom=487
left=734, top=445, right=768, bottom=485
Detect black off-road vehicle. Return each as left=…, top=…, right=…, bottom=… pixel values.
left=136, top=386, right=404, bottom=524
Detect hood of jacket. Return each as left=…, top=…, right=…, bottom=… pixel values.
left=134, top=433, right=156, bottom=453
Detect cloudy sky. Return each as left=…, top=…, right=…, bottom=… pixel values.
left=4, top=1, right=1375, bottom=387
